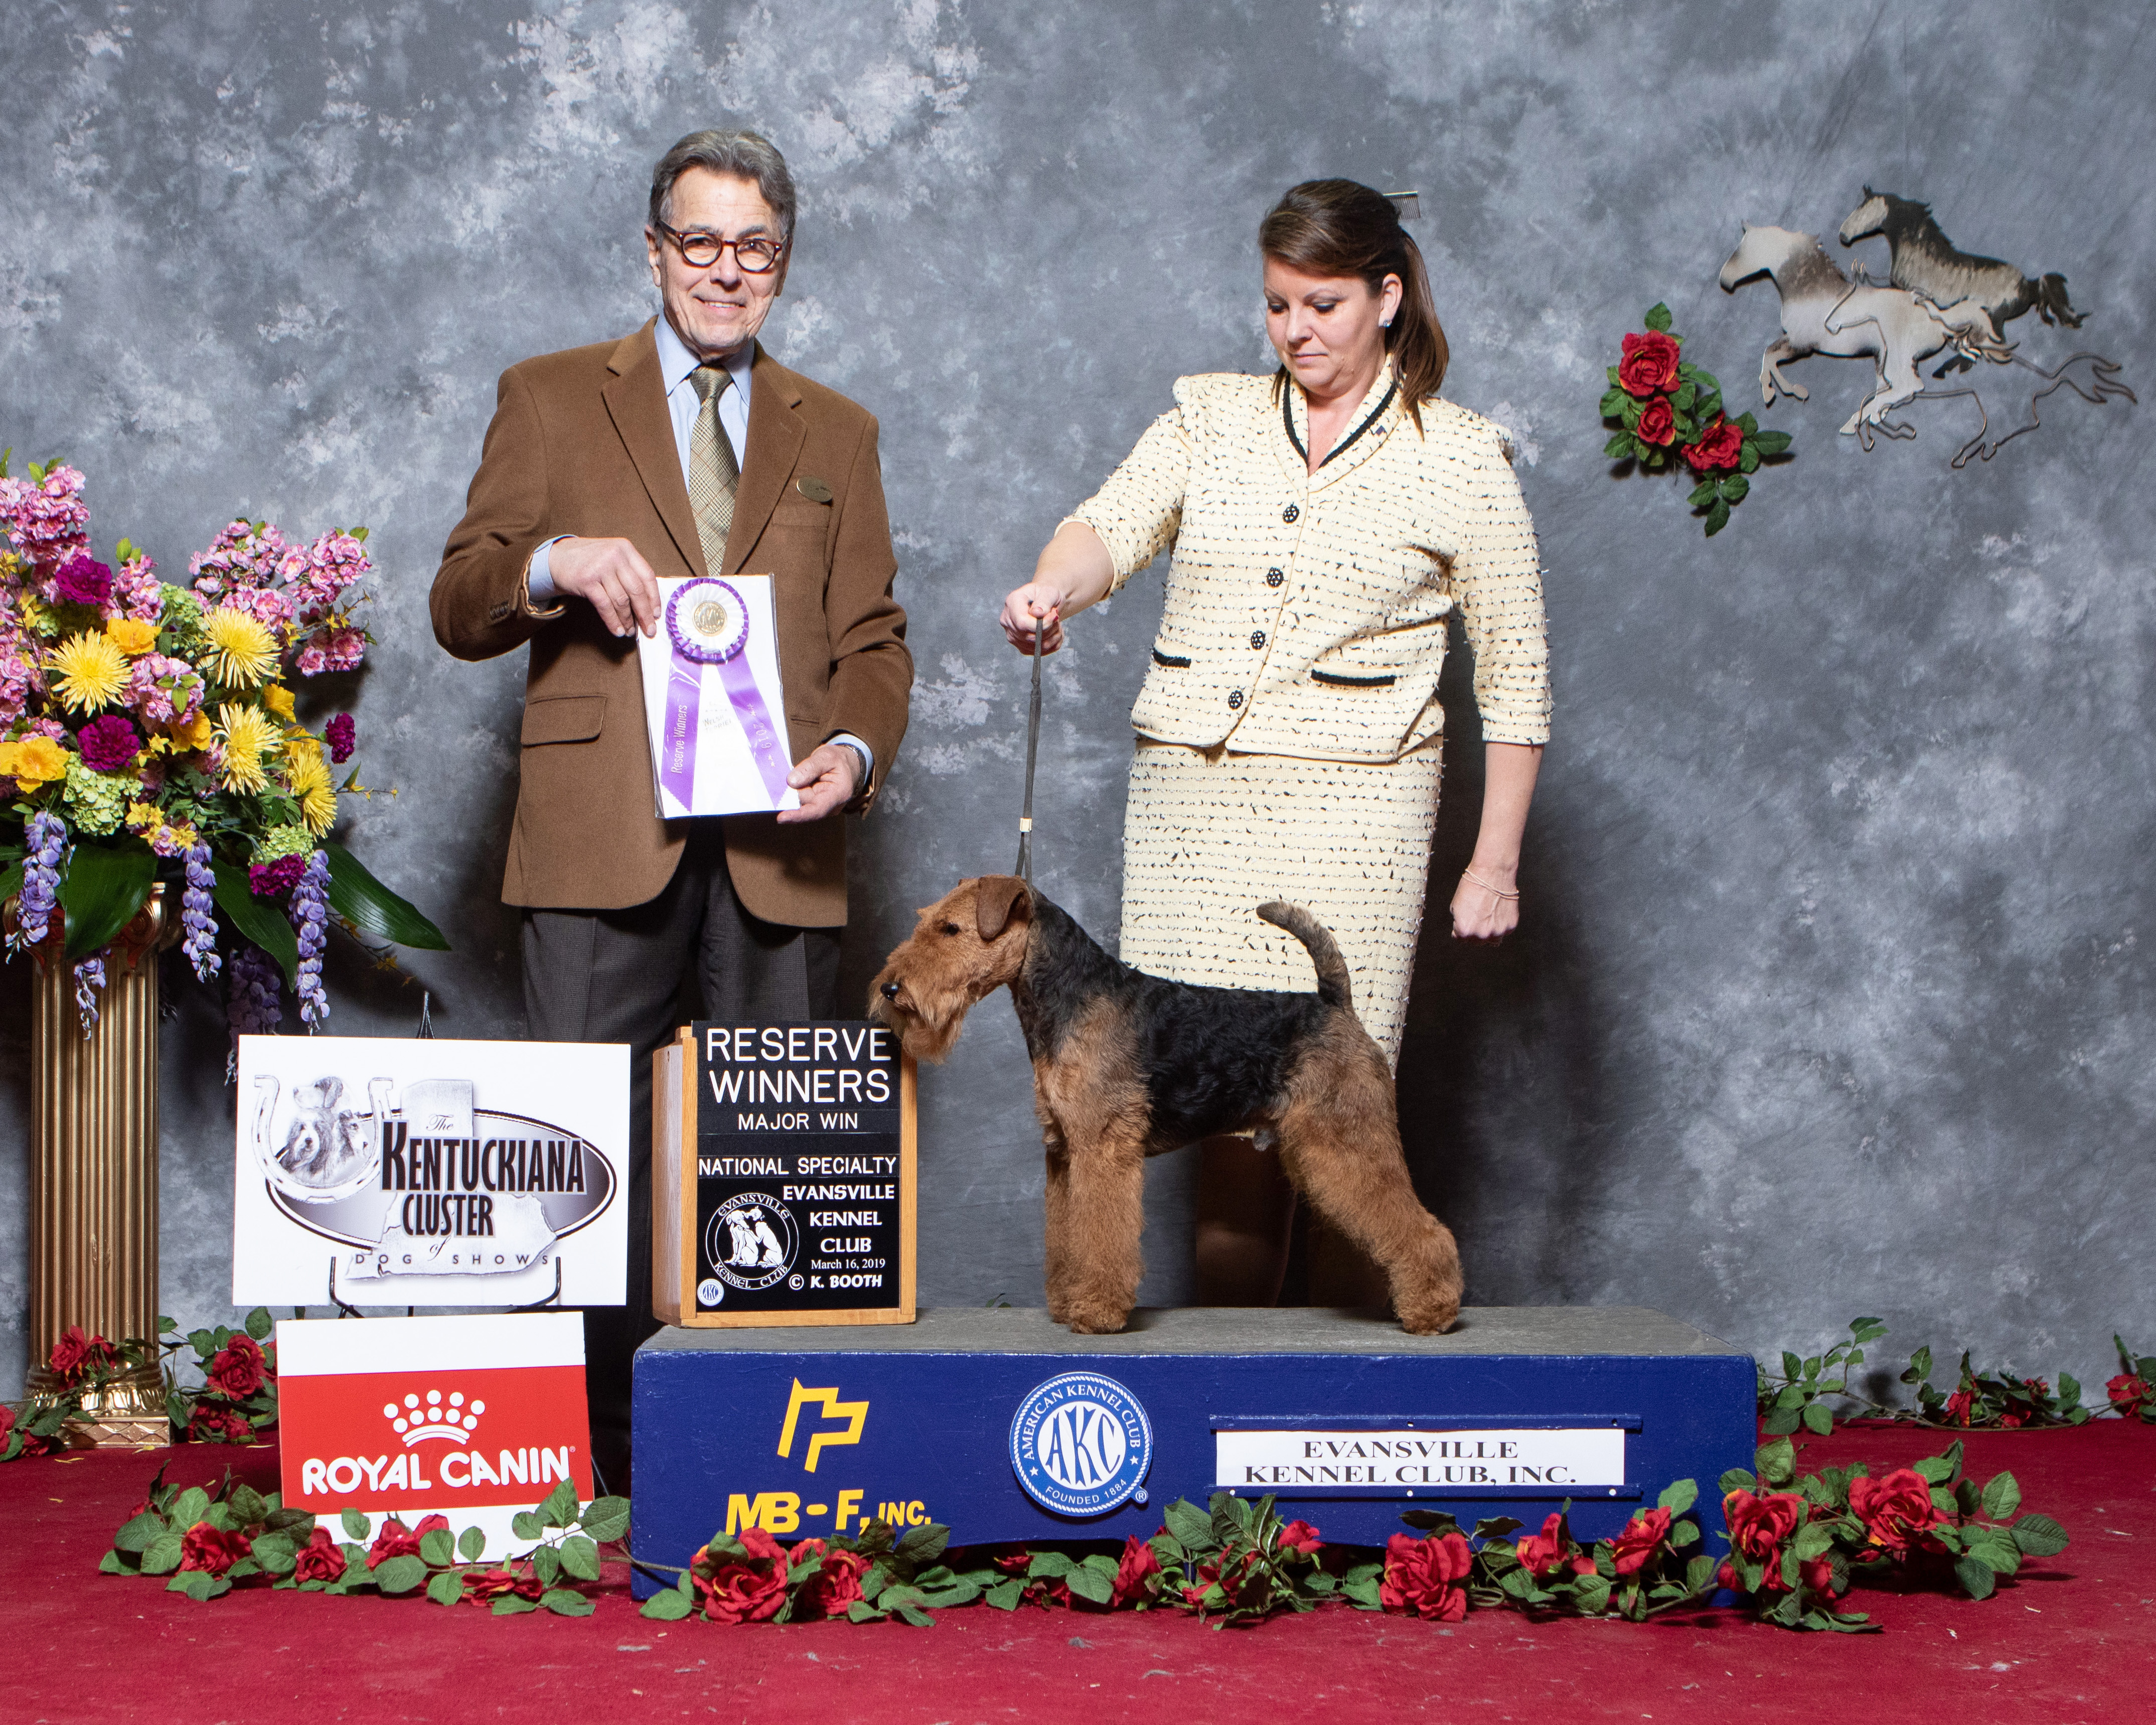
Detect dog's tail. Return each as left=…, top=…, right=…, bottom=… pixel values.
left=1256, top=901, right=1351, bottom=1010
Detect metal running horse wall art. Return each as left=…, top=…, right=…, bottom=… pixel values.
left=1719, top=190, right=2132, bottom=468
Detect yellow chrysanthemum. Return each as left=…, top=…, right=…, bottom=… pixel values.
left=106, top=618, right=158, bottom=656
left=216, top=701, right=283, bottom=795
left=49, top=630, right=131, bottom=712
left=0, top=735, right=72, bottom=788
left=286, top=748, right=338, bottom=834
left=169, top=709, right=214, bottom=752
left=204, top=608, right=277, bottom=689
left=261, top=682, right=295, bottom=721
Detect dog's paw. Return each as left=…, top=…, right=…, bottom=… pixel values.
left=1061, top=1304, right=1131, bottom=1336
left=1394, top=1293, right=1461, bottom=1337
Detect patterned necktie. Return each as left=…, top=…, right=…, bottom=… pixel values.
left=688, top=362, right=739, bottom=574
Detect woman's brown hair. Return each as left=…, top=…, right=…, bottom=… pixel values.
left=1259, top=179, right=1448, bottom=432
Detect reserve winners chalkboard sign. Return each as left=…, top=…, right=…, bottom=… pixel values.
left=653, top=1022, right=915, bottom=1328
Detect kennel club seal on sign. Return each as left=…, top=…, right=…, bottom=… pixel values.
left=1009, top=1371, right=1154, bottom=1517
left=232, top=1036, right=629, bottom=1308
left=653, top=1021, right=918, bottom=1328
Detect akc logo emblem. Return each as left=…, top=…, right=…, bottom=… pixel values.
left=1009, top=1372, right=1151, bottom=1517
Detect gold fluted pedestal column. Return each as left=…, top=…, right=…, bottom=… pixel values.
left=20, top=886, right=174, bottom=1449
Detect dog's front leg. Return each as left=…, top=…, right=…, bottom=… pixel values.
left=1041, top=1122, right=1074, bottom=1325
left=1057, top=1129, right=1147, bottom=1335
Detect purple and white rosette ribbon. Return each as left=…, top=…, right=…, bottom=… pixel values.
left=660, top=578, right=792, bottom=812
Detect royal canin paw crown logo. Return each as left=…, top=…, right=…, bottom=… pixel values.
left=384, top=1388, right=486, bottom=1447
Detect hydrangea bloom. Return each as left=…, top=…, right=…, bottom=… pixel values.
left=292, top=850, right=331, bottom=1028
left=61, top=757, right=129, bottom=835
left=182, top=841, right=221, bottom=981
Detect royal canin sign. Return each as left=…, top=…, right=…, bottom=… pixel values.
left=276, top=1312, right=591, bottom=1557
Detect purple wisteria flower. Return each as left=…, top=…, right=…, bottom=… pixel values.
left=182, top=841, right=221, bottom=982
left=53, top=553, right=113, bottom=607
left=225, top=942, right=282, bottom=1076
left=73, top=954, right=105, bottom=1037
left=77, top=713, right=140, bottom=772
left=248, top=854, right=306, bottom=899
left=291, top=849, right=330, bottom=1029
left=14, top=810, right=66, bottom=950
left=325, top=713, right=356, bottom=764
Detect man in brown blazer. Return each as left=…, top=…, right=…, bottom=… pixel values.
left=431, top=130, right=911, bottom=1482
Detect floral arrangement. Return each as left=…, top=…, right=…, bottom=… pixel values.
left=0, top=454, right=443, bottom=1036
left=102, top=1472, right=624, bottom=1612
left=1600, top=303, right=1791, bottom=536
left=1756, top=1316, right=2110, bottom=1434
left=156, top=1311, right=280, bottom=1445
left=0, top=1323, right=127, bottom=1458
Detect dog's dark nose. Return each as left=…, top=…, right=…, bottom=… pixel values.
left=880, top=980, right=900, bottom=1000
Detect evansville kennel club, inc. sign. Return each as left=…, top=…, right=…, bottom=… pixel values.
left=654, top=1022, right=916, bottom=1327
left=233, top=1036, right=629, bottom=1309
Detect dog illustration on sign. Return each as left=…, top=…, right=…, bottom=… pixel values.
left=870, top=876, right=1462, bottom=1338
left=1720, top=191, right=2131, bottom=465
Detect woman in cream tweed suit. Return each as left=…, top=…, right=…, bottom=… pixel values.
left=999, top=180, right=1550, bottom=1305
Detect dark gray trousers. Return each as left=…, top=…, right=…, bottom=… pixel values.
left=521, top=823, right=841, bottom=1483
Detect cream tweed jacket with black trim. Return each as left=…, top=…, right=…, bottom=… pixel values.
left=1071, top=370, right=1550, bottom=761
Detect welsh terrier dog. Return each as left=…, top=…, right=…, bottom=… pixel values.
left=869, top=876, right=1461, bottom=1335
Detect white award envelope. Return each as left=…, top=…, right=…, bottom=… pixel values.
left=637, top=573, right=801, bottom=818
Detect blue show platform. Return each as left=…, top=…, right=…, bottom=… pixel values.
left=629, top=1306, right=1754, bottom=1588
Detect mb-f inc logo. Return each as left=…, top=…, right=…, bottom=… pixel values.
left=777, top=1378, right=867, bottom=1472
left=1009, top=1372, right=1152, bottom=1517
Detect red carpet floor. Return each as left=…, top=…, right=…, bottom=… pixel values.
left=5, top=1419, right=2149, bottom=1722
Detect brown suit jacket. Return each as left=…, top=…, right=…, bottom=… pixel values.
left=431, top=323, right=911, bottom=925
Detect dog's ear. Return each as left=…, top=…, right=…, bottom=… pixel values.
left=974, top=875, right=1034, bottom=943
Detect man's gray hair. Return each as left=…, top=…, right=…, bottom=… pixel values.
left=649, top=129, right=797, bottom=241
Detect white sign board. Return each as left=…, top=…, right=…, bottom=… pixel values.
left=637, top=573, right=800, bottom=817
left=1215, top=1427, right=1626, bottom=1492
left=233, top=1036, right=628, bottom=1308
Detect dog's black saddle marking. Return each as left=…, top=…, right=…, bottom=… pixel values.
left=1011, top=895, right=1334, bottom=1149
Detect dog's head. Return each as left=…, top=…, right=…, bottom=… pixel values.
left=867, top=875, right=1034, bottom=1063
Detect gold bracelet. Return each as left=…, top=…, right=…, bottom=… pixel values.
left=1463, top=868, right=1519, bottom=901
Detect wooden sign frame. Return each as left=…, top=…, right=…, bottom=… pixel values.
left=653, top=1026, right=915, bottom=1329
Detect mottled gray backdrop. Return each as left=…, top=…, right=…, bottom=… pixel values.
left=4, top=1, right=2150, bottom=1405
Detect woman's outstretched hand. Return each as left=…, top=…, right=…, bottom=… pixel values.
left=999, top=583, right=1065, bottom=654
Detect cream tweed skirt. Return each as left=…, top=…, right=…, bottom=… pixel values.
left=1118, top=741, right=1443, bottom=1063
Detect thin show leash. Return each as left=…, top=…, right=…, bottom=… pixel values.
left=1015, top=613, right=1043, bottom=883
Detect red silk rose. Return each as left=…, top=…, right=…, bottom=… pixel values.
left=693, top=1525, right=790, bottom=1624
left=1636, top=396, right=1676, bottom=447
left=187, top=1404, right=254, bottom=1445
left=789, top=1539, right=868, bottom=1618
left=1278, top=1519, right=1322, bottom=1557
left=1682, top=415, right=1745, bottom=473
left=1379, top=1529, right=1471, bottom=1622
left=48, top=1325, right=118, bottom=1387
left=292, top=1526, right=347, bottom=1584
left=1618, top=330, right=1681, bottom=397
left=1111, top=1534, right=1163, bottom=1607
left=365, top=1512, right=446, bottom=1568
left=2109, top=1372, right=2151, bottom=1414
left=206, top=1333, right=268, bottom=1400
left=1724, top=1491, right=1805, bottom=1563
left=1184, top=1549, right=1265, bottom=1612
left=1609, top=1505, right=1672, bottom=1577
left=1846, top=1468, right=1946, bottom=1558
left=1943, top=1388, right=1975, bottom=1426
left=179, top=1523, right=252, bottom=1575
left=1512, top=1511, right=1597, bottom=1579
